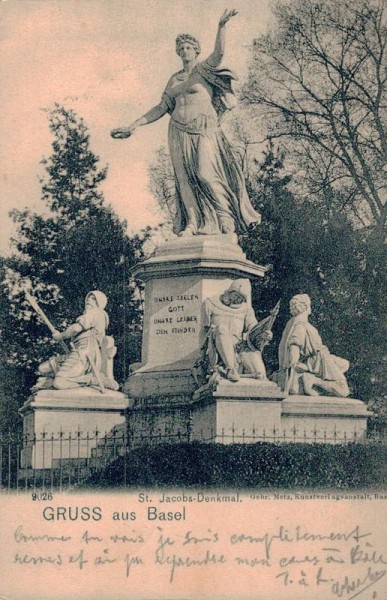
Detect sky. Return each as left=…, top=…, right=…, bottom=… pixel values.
left=0, top=0, right=273, bottom=254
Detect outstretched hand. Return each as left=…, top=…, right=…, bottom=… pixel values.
left=219, top=8, right=238, bottom=27
left=111, top=126, right=135, bottom=139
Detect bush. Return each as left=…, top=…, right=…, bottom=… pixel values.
left=85, top=441, right=387, bottom=489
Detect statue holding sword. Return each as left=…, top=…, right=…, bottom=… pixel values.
left=27, top=290, right=119, bottom=393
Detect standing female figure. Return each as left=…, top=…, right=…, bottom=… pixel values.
left=111, top=10, right=260, bottom=237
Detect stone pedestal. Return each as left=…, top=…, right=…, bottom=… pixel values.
left=126, top=394, right=192, bottom=447
left=19, top=388, right=129, bottom=468
left=281, top=395, right=372, bottom=443
left=189, top=382, right=372, bottom=444
left=123, top=235, right=373, bottom=447
left=125, top=235, right=266, bottom=398
left=190, top=378, right=285, bottom=443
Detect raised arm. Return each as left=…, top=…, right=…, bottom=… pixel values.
left=207, top=9, right=238, bottom=68
left=111, top=101, right=168, bottom=139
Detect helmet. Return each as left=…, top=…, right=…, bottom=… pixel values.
left=85, top=290, right=108, bottom=310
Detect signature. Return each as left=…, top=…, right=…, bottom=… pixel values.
left=331, top=566, right=386, bottom=599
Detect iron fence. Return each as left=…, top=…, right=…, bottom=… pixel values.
left=1, top=424, right=385, bottom=493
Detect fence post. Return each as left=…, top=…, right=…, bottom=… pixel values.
left=8, top=429, right=12, bottom=492
left=42, top=431, right=46, bottom=490
left=313, top=426, right=317, bottom=444
left=123, top=429, right=128, bottom=487
left=95, top=428, right=100, bottom=461
left=186, top=416, right=193, bottom=443
left=16, top=434, right=20, bottom=493
left=59, top=429, right=64, bottom=493
left=0, top=434, right=3, bottom=491
left=77, top=428, right=82, bottom=485
left=103, top=433, right=108, bottom=471
left=86, top=431, right=90, bottom=467
left=113, top=428, right=117, bottom=460
left=50, top=433, right=54, bottom=491
left=32, top=432, right=37, bottom=493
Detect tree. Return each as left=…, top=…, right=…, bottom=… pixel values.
left=148, top=146, right=176, bottom=230
left=240, top=142, right=385, bottom=406
left=2, top=105, right=150, bottom=413
left=243, top=0, right=387, bottom=234
left=0, top=259, right=28, bottom=436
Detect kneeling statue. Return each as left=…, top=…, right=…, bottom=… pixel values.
left=272, top=294, right=350, bottom=397
left=33, top=290, right=119, bottom=392
left=198, top=280, right=273, bottom=383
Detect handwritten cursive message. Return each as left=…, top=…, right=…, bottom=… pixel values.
left=10, top=522, right=387, bottom=596
left=1, top=493, right=386, bottom=600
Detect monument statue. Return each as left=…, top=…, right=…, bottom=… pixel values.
left=272, top=294, right=350, bottom=397
left=111, top=9, right=260, bottom=237
left=196, top=279, right=273, bottom=383
left=31, top=290, right=119, bottom=392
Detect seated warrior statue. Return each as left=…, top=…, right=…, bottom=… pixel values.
left=202, top=279, right=272, bottom=382
left=34, top=291, right=119, bottom=392
left=272, top=294, right=350, bottom=397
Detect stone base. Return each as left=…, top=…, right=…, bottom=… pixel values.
left=124, top=361, right=196, bottom=398
left=19, top=388, right=129, bottom=469
left=127, top=394, right=192, bottom=447
left=128, top=235, right=267, bottom=397
left=189, top=382, right=371, bottom=444
left=190, top=378, right=285, bottom=443
left=281, top=395, right=372, bottom=443
left=133, top=235, right=266, bottom=281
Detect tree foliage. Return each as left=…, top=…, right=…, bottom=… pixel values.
left=241, top=143, right=385, bottom=407
left=243, top=0, right=387, bottom=232
left=2, top=105, right=150, bottom=406
left=148, top=145, right=176, bottom=229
